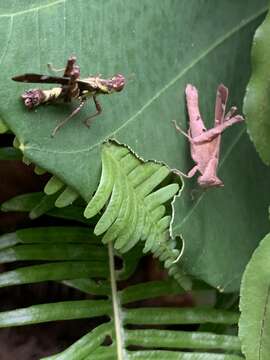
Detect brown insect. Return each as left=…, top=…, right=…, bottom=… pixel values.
left=12, top=56, right=125, bottom=136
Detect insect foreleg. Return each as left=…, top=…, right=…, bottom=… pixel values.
left=172, top=120, right=192, bottom=141
left=47, top=56, right=77, bottom=77
left=83, top=95, right=102, bottom=128
left=47, top=63, right=66, bottom=73
left=51, top=99, right=86, bottom=137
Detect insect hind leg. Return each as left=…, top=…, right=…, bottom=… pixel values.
left=51, top=99, right=86, bottom=137
left=173, top=165, right=199, bottom=179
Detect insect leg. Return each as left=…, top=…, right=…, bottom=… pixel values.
left=224, top=106, right=237, bottom=121
left=192, top=115, right=244, bottom=144
left=214, top=84, right=228, bottom=126
left=47, top=63, right=65, bottom=73
left=173, top=165, right=199, bottom=179
left=51, top=99, right=86, bottom=137
left=172, top=120, right=192, bottom=141
left=197, top=158, right=223, bottom=187
left=63, top=68, right=80, bottom=102
left=64, top=56, right=78, bottom=77
left=47, top=56, right=77, bottom=76
left=83, top=95, right=102, bottom=128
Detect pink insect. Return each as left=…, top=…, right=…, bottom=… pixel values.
left=173, top=84, right=244, bottom=188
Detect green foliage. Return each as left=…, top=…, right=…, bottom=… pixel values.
left=239, top=233, right=270, bottom=360
left=1, top=1, right=270, bottom=358
left=0, top=222, right=241, bottom=359
left=84, top=141, right=191, bottom=288
left=244, top=8, right=270, bottom=164
left=0, top=0, right=269, bottom=291
left=1, top=191, right=91, bottom=224
left=1, top=179, right=81, bottom=219
left=0, top=147, right=21, bottom=160
left=0, top=119, right=8, bottom=134
left=239, top=9, right=270, bottom=359
left=2, top=139, right=191, bottom=289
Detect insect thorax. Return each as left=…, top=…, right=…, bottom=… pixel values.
left=84, top=77, right=111, bottom=94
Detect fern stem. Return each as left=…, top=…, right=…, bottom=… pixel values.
left=108, top=242, right=125, bottom=360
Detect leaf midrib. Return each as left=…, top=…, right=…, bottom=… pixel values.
left=259, top=284, right=270, bottom=359
left=24, top=5, right=267, bottom=157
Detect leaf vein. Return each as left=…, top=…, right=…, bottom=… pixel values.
left=0, top=0, right=65, bottom=18
left=0, top=16, right=13, bottom=68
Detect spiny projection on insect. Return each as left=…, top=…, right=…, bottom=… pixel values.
left=12, top=56, right=125, bottom=136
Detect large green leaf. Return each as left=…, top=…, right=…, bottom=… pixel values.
left=239, top=233, right=270, bottom=360
left=244, top=8, right=270, bottom=165
left=1, top=1, right=270, bottom=291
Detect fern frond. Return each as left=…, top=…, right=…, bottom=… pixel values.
left=0, top=225, right=241, bottom=359
left=83, top=141, right=190, bottom=288
left=0, top=147, right=22, bottom=160
left=42, top=175, right=80, bottom=208
left=1, top=191, right=91, bottom=224
left=12, top=136, right=20, bottom=149
left=0, top=130, right=241, bottom=358
left=34, top=165, right=47, bottom=175
left=0, top=118, right=9, bottom=133
left=44, top=175, right=65, bottom=195
left=3, top=136, right=186, bottom=289
left=4, top=132, right=80, bottom=211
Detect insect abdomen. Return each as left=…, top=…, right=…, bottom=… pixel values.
left=21, top=87, right=63, bottom=109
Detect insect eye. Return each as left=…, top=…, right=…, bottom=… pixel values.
left=25, top=98, right=32, bottom=106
